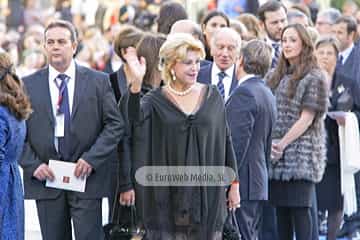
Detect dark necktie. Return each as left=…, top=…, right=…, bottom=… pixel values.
left=217, top=71, right=226, bottom=99
left=338, top=55, right=344, bottom=66
left=271, top=43, right=280, bottom=68
left=55, top=73, right=71, bottom=161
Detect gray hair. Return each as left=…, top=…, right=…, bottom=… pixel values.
left=317, top=8, right=341, bottom=25
left=211, top=27, right=242, bottom=55
left=240, top=40, right=272, bottom=77
left=288, top=10, right=308, bottom=22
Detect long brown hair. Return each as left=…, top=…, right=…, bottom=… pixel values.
left=267, top=24, right=319, bottom=98
left=0, top=53, right=32, bottom=120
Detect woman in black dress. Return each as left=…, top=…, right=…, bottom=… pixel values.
left=123, top=33, right=240, bottom=240
left=267, top=24, right=328, bottom=240
left=315, top=37, right=360, bottom=240
left=118, top=33, right=166, bottom=206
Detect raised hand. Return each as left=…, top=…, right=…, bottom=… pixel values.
left=123, top=47, right=146, bottom=93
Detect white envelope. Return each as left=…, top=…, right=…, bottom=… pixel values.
left=45, top=160, right=87, bottom=192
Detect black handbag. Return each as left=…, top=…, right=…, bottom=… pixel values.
left=103, top=199, right=145, bottom=240
left=223, top=209, right=241, bottom=240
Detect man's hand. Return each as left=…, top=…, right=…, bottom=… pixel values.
left=74, top=158, right=93, bottom=179
left=335, top=115, right=346, bottom=126
left=328, top=111, right=346, bottom=126
left=119, top=189, right=135, bottom=206
left=33, top=163, right=55, bottom=181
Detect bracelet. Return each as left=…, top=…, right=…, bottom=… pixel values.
left=231, top=180, right=239, bottom=185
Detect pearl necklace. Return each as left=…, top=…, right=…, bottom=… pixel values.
left=167, top=83, right=195, bottom=96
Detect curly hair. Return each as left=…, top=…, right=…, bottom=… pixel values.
left=0, top=53, right=32, bottom=120
left=267, top=24, right=319, bottom=98
left=159, top=33, right=205, bottom=84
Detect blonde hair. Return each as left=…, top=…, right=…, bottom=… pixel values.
left=159, top=33, right=205, bottom=84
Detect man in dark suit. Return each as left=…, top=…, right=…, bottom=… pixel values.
left=197, top=27, right=241, bottom=102
left=226, top=40, right=276, bottom=240
left=333, top=16, right=359, bottom=82
left=258, top=1, right=287, bottom=68
left=20, top=20, right=124, bottom=240
left=332, top=15, right=360, bottom=238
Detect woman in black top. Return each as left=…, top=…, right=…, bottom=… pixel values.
left=123, top=33, right=240, bottom=240
left=117, top=33, right=166, bottom=205
left=315, top=37, right=360, bottom=240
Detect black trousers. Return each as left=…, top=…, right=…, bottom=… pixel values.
left=36, top=191, right=104, bottom=240
left=259, top=202, right=279, bottom=240
left=236, top=200, right=263, bottom=240
left=276, top=206, right=312, bottom=240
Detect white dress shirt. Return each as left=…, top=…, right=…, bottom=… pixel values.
left=266, top=37, right=281, bottom=59
left=49, top=60, right=76, bottom=149
left=339, top=43, right=354, bottom=65
left=238, top=74, right=256, bottom=86
left=211, top=64, right=235, bottom=101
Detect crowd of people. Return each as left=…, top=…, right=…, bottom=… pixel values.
left=1, top=0, right=360, bottom=240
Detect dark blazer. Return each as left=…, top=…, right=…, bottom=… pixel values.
left=20, top=64, right=124, bottom=200
left=109, top=66, right=153, bottom=193
left=225, top=76, right=276, bottom=200
left=336, top=44, right=360, bottom=84
left=109, top=65, right=128, bottom=103
left=326, top=71, right=360, bottom=165
left=200, top=59, right=212, bottom=68
left=246, top=0, right=259, bottom=14
left=197, top=63, right=238, bottom=100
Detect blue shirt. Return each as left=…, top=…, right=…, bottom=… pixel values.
left=217, top=0, right=247, bottom=18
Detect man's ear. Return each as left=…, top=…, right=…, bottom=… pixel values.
left=350, top=31, right=357, bottom=42
left=235, top=55, right=244, bottom=79
left=72, top=41, right=78, bottom=54
left=260, top=21, right=266, bottom=32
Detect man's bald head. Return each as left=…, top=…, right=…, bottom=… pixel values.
left=170, top=19, right=204, bottom=42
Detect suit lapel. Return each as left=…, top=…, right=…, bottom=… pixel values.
left=229, top=66, right=238, bottom=94
left=117, top=66, right=128, bottom=96
left=197, top=63, right=212, bottom=84
left=38, top=68, right=55, bottom=126
left=71, top=65, right=88, bottom=120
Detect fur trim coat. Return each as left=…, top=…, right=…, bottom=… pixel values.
left=269, top=68, right=328, bottom=183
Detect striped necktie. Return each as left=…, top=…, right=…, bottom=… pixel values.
left=54, top=73, right=71, bottom=160
left=217, top=71, right=226, bottom=99
left=271, top=43, right=280, bottom=68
